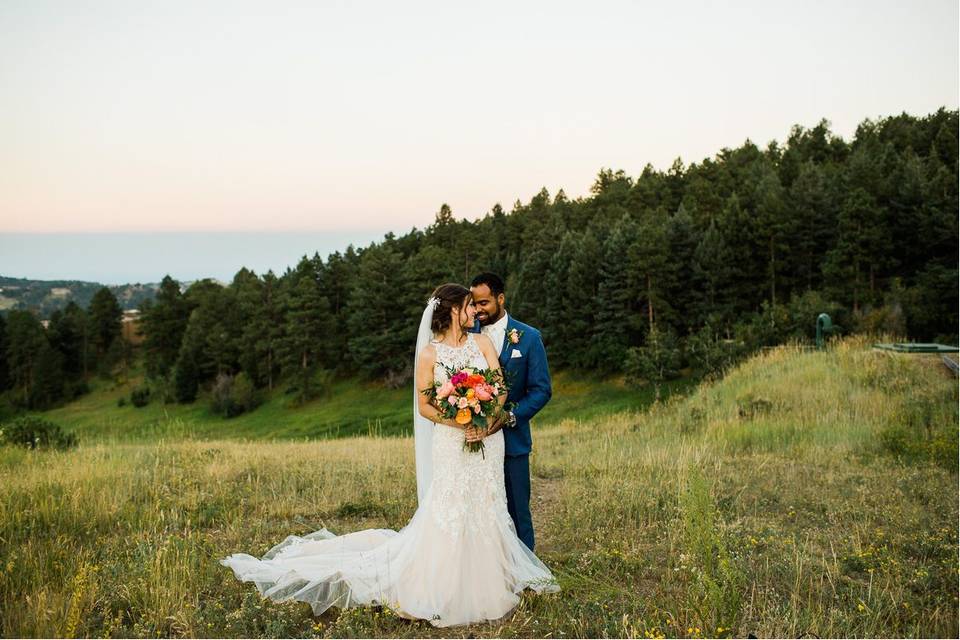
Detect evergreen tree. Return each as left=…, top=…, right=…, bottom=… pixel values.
left=0, top=313, right=9, bottom=392
left=750, top=160, right=791, bottom=305
left=787, top=161, right=835, bottom=291
left=87, top=287, right=123, bottom=373
left=664, top=204, right=701, bottom=333
left=692, top=220, right=735, bottom=328
left=140, top=275, right=189, bottom=378
left=823, top=187, right=891, bottom=312
left=233, top=267, right=267, bottom=386
left=5, top=311, right=50, bottom=407
left=541, top=232, right=575, bottom=366
left=513, top=218, right=564, bottom=327
left=173, top=350, right=200, bottom=403
left=629, top=209, right=673, bottom=334
left=32, top=340, right=65, bottom=408
left=592, top=215, right=639, bottom=372
left=47, top=302, right=86, bottom=379
left=278, top=267, right=336, bottom=402
left=346, top=245, right=416, bottom=380
left=564, top=226, right=604, bottom=369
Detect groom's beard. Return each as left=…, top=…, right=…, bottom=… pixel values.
left=476, top=304, right=502, bottom=327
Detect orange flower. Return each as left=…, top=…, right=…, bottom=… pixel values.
left=465, top=388, right=475, bottom=399
left=455, top=408, right=473, bottom=425
left=465, top=374, right=485, bottom=387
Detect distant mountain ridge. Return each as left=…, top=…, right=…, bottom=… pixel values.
left=0, top=276, right=161, bottom=318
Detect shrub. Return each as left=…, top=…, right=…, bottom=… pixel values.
left=0, top=415, right=77, bottom=450
left=130, top=386, right=151, bottom=408
left=116, top=396, right=127, bottom=408
left=686, top=320, right=748, bottom=378
left=173, top=356, right=199, bottom=403
left=152, top=374, right=177, bottom=404
left=624, top=326, right=682, bottom=401
left=879, top=388, right=959, bottom=469
left=65, top=379, right=90, bottom=401
left=855, top=303, right=907, bottom=338
left=211, top=372, right=259, bottom=418
left=736, top=393, right=776, bottom=419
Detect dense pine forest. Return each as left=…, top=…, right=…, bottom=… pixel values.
left=1, top=109, right=956, bottom=414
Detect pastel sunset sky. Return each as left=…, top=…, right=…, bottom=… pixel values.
left=1, top=0, right=957, bottom=236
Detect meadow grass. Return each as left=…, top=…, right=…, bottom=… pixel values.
left=1, top=335, right=956, bottom=638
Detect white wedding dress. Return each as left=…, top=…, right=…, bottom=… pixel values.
left=220, top=333, right=559, bottom=627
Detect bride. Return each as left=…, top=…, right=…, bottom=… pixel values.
left=220, top=283, right=560, bottom=627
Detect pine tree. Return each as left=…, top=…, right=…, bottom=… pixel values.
left=628, top=209, right=672, bottom=334
left=47, top=302, right=86, bottom=379
left=257, top=271, right=284, bottom=389
left=565, top=226, right=604, bottom=369
left=664, top=204, right=701, bottom=333
left=823, top=188, right=891, bottom=312
left=32, top=340, right=65, bottom=408
left=0, top=313, right=9, bottom=392
left=693, top=220, right=735, bottom=328
left=173, top=350, right=200, bottom=403
left=233, top=267, right=267, bottom=386
left=140, top=275, right=189, bottom=378
left=346, top=245, right=416, bottom=380
left=5, top=311, right=50, bottom=407
left=541, top=232, right=575, bottom=366
left=278, top=268, right=335, bottom=402
left=512, top=218, right=564, bottom=327
left=204, top=285, right=242, bottom=377
left=87, top=287, right=123, bottom=373
left=750, top=160, right=791, bottom=306
left=592, top=215, right=639, bottom=372
left=787, top=161, right=835, bottom=291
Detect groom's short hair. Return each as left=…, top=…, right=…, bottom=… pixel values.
left=471, top=272, right=505, bottom=297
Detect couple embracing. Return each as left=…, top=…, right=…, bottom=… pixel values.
left=221, top=272, right=559, bottom=627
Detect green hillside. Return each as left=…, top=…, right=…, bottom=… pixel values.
left=42, top=368, right=699, bottom=443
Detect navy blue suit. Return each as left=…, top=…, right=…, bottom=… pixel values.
left=474, top=315, right=552, bottom=551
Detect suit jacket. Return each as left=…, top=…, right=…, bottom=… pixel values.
left=478, top=316, right=552, bottom=456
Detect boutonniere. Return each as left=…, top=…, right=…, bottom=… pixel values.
left=508, top=328, right=523, bottom=344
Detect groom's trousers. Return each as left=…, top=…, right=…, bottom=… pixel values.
left=504, top=453, right=534, bottom=551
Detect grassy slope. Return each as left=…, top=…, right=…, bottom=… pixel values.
left=1, top=336, right=956, bottom=638
left=43, top=368, right=699, bottom=443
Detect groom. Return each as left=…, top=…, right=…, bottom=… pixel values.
left=470, top=272, right=552, bottom=552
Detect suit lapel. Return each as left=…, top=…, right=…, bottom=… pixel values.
left=499, top=316, right=514, bottom=367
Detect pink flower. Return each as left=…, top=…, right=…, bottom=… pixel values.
left=457, top=397, right=470, bottom=409
left=436, top=381, right=455, bottom=399
left=509, top=329, right=521, bottom=344
left=474, top=384, right=493, bottom=402
left=451, top=372, right=469, bottom=386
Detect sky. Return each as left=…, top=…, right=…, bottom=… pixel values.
left=0, top=0, right=957, bottom=281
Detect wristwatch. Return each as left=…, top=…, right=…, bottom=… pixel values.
left=506, top=410, right=517, bottom=428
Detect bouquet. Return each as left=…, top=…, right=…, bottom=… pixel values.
left=422, top=365, right=509, bottom=457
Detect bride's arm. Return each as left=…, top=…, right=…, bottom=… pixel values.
left=416, top=345, right=464, bottom=429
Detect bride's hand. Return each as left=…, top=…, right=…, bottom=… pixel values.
left=464, top=426, right=488, bottom=443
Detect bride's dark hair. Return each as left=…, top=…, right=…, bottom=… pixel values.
left=429, top=283, right=471, bottom=335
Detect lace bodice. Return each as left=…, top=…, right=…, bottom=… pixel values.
left=426, top=332, right=508, bottom=536
left=432, top=333, right=488, bottom=384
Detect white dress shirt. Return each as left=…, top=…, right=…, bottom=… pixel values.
left=482, top=312, right=509, bottom=357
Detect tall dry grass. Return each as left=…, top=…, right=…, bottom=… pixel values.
left=1, top=335, right=956, bottom=638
